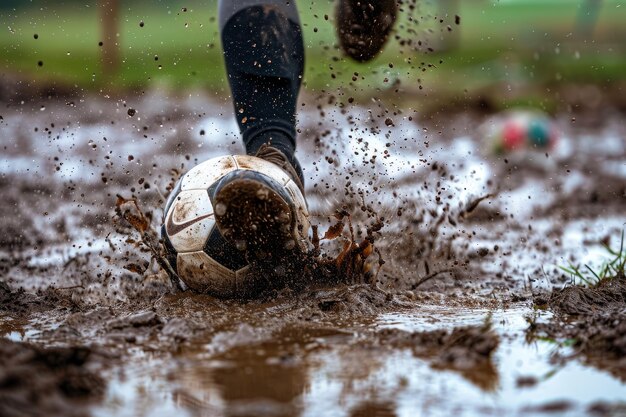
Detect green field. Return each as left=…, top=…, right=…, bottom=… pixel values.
left=1, top=0, right=625, bottom=103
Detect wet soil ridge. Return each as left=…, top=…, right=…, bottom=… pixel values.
left=0, top=339, right=104, bottom=417
left=532, top=253, right=626, bottom=379
left=0, top=281, right=70, bottom=316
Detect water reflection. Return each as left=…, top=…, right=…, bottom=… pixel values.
left=197, top=345, right=307, bottom=417
left=349, top=401, right=397, bottom=417
left=171, top=326, right=348, bottom=417
left=453, top=361, right=499, bottom=392
left=156, top=307, right=626, bottom=417
left=0, top=315, right=27, bottom=341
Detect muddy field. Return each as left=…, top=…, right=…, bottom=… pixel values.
left=1, top=88, right=625, bottom=417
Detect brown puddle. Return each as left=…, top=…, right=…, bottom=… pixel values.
left=65, top=303, right=624, bottom=417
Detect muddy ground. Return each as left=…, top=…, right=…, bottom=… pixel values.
left=1, top=87, right=625, bottom=417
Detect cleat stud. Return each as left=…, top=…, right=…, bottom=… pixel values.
left=215, top=202, right=227, bottom=216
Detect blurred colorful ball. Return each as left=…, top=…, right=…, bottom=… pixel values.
left=481, top=110, right=559, bottom=155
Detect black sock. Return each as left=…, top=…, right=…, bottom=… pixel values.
left=221, top=5, right=304, bottom=183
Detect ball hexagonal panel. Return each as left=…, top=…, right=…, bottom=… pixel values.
left=234, top=155, right=292, bottom=186
left=177, top=251, right=236, bottom=296
left=181, top=155, right=237, bottom=191
left=203, top=227, right=248, bottom=271
left=165, top=189, right=215, bottom=253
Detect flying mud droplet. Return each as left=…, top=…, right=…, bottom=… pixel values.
left=235, top=240, right=247, bottom=251
left=284, top=239, right=295, bottom=250
left=127, top=108, right=136, bottom=117
left=215, top=202, right=227, bottom=216
left=323, top=221, right=344, bottom=240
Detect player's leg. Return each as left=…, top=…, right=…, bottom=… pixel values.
left=219, top=0, right=304, bottom=186
left=215, top=0, right=309, bottom=263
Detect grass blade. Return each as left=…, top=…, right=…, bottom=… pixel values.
left=584, top=264, right=601, bottom=283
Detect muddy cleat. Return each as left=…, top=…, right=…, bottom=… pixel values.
left=336, top=0, right=398, bottom=62
left=212, top=144, right=310, bottom=265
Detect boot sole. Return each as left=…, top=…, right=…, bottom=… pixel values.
left=336, top=0, right=397, bottom=62
left=213, top=173, right=299, bottom=263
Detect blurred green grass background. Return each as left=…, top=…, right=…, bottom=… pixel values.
left=1, top=0, right=625, bottom=106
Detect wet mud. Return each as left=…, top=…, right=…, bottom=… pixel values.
left=531, top=274, right=626, bottom=382
left=1, top=87, right=626, bottom=416
left=0, top=337, right=103, bottom=417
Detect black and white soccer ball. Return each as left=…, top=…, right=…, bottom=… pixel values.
left=161, top=155, right=309, bottom=297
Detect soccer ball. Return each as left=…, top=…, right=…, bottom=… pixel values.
left=161, top=155, right=308, bottom=297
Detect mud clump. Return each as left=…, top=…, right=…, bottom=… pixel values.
left=532, top=276, right=626, bottom=379
left=108, top=309, right=162, bottom=329
left=541, top=276, right=626, bottom=315
left=0, top=281, right=62, bottom=316
left=0, top=339, right=104, bottom=417
left=306, top=284, right=399, bottom=317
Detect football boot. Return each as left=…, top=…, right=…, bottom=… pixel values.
left=212, top=144, right=310, bottom=264
left=336, top=0, right=398, bottom=62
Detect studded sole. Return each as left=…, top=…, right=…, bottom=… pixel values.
left=213, top=177, right=298, bottom=263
